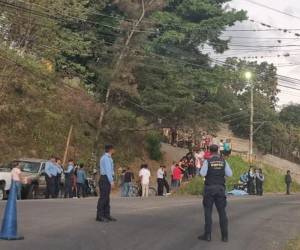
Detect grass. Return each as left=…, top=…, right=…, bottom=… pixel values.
left=286, top=238, right=300, bottom=250
left=178, top=155, right=300, bottom=195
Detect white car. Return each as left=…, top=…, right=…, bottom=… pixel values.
left=0, top=167, right=12, bottom=200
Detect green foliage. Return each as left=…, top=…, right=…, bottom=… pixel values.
left=285, top=238, right=300, bottom=250
left=280, top=104, right=300, bottom=126
left=145, top=132, right=162, bottom=161
left=178, top=177, right=205, bottom=195
left=130, top=0, right=247, bottom=131
left=100, top=107, right=146, bottom=164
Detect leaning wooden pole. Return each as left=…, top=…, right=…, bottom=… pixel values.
left=62, top=125, right=73, bottom=167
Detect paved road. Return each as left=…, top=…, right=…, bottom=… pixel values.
left=0, top=195, right=300, bottom=250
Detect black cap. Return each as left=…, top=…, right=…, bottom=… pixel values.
left=209, top=144, right=219, bottom=153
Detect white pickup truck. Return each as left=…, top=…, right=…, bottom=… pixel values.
left=0, top=167, right=12, bottom=200
left=0, top=158, right=49, bottom=200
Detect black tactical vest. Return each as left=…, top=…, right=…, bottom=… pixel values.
left=205, top=155, right=226, bottom=186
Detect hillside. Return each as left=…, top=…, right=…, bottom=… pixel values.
left=0, top=79, right=100, bottom=164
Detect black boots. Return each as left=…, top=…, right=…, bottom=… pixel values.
left=222, top=235, right=228, bottom=242
left=198, top=233, right=228, bottom=242
left=96, top=216, right=117, bottom=222
left=96, top=217, right=109, bottom=223
left=198, top=234, right=212, bottom=242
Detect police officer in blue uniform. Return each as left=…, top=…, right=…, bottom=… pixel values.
left=96, top=144, right=117, bottom=223
left=199, top=144, right=233, bottom=242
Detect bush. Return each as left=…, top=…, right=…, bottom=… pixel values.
left=145, top=132, right=162, bottom=161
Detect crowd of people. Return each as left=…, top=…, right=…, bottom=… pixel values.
left=44, top=157, right=88, bottom=199
left=239, top=167, right=265, bottom=196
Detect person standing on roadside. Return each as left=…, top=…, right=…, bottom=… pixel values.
left=157, top=166, right=165, bottom=196
left=45, top=156, right=58, bottom=199
left=199, top=144, right=233, bottom=243
left=255, top=168, right=264, bottom=196
left=162, top=166, right=170, bottom=195
left=219, top=139, right=225, bottom=156
left=55, top=158, right=63, bottom=198
left=139, top=164, right=151, bottom=198
left=123, top=167, right=134, bottom=197
left=172, top=164, right=182, bottom=190
left=170, top=161, right=176, bottom=187
left=11, top=162, right=22, bottom=200
left=194, top=148, right=204, bottom=176
left=76, top=163, right=87, bottom=198
left=96, top=145, right=117, bottom=223
left=247, top=166, right=255, bottom=195
left=285, top=170, right=292, bottom=195
left=64, top=159, right=74, bottom=198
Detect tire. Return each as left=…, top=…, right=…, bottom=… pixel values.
left=148, top=187, right=157, bottom=197
left=27, top=184, right=39, bottom=199
left=0, top=188, right=4, bottom=200
left=129, top=185, right=140, bottom=197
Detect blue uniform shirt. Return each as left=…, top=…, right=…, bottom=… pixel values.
left=56, top=164, right=63, bottom=174
left=76, top=169, right=87, bottom=184
left=100, top=153, right=114, bottom=183
left=45, top=161, right=58, bottom=177
left=200, top=158, right=233, bottom=177
left=65, top=164, right=74, bottom=174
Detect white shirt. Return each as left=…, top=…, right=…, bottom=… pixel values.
left=139, top=168, right=151, bottom=185
left=11, top=168, right=21, bottom=181
left=194, top=151, right=204, bottom=168
left=219, top=142, right=224, bottom=151
left=157, top=168, right=164, bottom=179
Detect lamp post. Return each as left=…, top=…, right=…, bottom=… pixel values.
left=245, top=71, right=253, bottom=163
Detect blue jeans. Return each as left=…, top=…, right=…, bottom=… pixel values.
left=122, top=182, right=131, bottom=197
left=14, top=181, right=22, bottom=200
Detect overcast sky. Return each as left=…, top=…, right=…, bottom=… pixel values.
left=210, top=0, right=300, bottom=106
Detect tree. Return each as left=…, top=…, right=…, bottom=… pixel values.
left=128, top=0, right=247, bottom=131
left=280, top=104, right=300, bottom=126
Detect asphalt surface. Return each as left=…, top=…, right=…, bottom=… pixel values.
left=0, top=194, right=300, bottom=250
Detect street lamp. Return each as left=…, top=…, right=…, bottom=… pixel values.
left=245, top=71, right=252, bottom=80
left=245, top=71, right=254, bottom=163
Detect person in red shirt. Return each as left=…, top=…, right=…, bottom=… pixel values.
left=204, top=150, right=212, bottom=160
left=172, top=164, right=182, bottom=189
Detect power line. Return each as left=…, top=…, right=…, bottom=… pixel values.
left=0, top=0, right=155, bottom=33
left=243, top=0, right=300, bottom=22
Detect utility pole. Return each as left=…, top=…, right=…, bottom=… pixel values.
left=63, top=125, right=73, bottom=167
left=249, top=84, right=254, bottom=163
left=245, top=71, right=253, bottom=163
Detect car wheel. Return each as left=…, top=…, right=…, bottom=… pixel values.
left=129, top=185, right=139, bottom=197
left=0, top=188, right=4, bottom=200
left=27, top=184, right=38, bottom=199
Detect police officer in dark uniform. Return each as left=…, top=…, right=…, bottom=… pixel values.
left=199, top=144, right=233, bottom=242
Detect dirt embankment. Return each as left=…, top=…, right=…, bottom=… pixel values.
left=0, top=82, right=100, bottom=163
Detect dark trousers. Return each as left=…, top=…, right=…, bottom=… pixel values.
left=55, top=174, right=61, bottom=197
left=247, top=180, right=255, bottom=195
left=77, top=183, right=86, bottom=198
left=45, top=175, right=56, bottom=199
left=203, top=185, right=228, bottom=237
left=286, top=183, right=291, bottom=195
left=97, top=175, right=111, bottom=219
left=163, top=178, right=170, bottom=193
left=64, top=174, right=73, bottom=198
left=157, top=178, right=164, bottom=196
left=256, top=180, right=263, bottom=196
